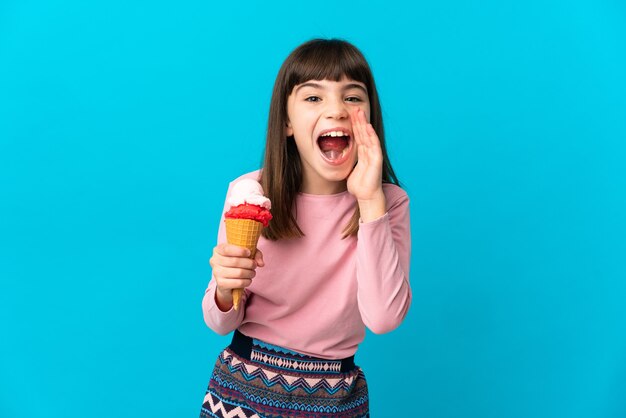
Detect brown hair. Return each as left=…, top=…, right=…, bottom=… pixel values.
left=260, top=38, right=400, bottom=241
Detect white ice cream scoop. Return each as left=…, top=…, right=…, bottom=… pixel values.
left=227, top=178, right=271, bottom=210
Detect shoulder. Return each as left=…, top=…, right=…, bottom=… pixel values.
left=228, top=169, right=262, bottom=187
left=382, top=182, right=409, bottom=210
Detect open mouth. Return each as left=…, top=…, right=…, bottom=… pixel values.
left=317, top=131, right=352, bottom=165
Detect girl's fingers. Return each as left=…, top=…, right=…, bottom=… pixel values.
left=352, top=108, right=374, bottom=148
left=351, top=109, right=363, bottom=146
left=356, top=139, right=366, bottom=163
left=358, top=108, right=375, bottom=147
left=355, top=109, right=365, bottom=137
left=355, top=109, right=367, bottom=142
left=214, top=264, right=257, bottom=280
left=210, top=245, right=257, bottom=270
left=216, top=243, right=251, bottom=258
left=213, top=254, right=256, bottom=270
left=216, top=277, right=253, bottom=290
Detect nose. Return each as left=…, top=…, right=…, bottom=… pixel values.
left=325, top=97, right=349, bottom=119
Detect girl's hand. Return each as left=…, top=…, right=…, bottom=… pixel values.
left=209, top=243, right=264, bottom=311
left=347, top=108, right=386, bottom=222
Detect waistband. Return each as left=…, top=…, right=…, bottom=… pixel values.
left=229, top=329, right=356, bottom=374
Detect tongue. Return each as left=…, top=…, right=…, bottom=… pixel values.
left=319, top=137, right=348, bottom=161
left=318, top=137, right=348, bottom=152
left=323, top=149, right=342, bottom=160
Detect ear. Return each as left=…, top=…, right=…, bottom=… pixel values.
left=284, top=121, right=293, bottom=137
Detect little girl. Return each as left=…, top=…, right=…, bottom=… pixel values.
left=200, top=38, right=411, bottom=418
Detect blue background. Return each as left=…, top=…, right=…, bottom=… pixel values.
left=1, top=0, right=625, bottom=417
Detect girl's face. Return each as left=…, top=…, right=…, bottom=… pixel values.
left=285, top=76, right=371, bottom=195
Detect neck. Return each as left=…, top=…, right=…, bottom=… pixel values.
left=300, top=178, right=347, bottom=195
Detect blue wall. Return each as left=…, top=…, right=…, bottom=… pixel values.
left=1, top=1, right=625, bottom=417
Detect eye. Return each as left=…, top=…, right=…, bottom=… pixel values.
left=346, top=96, right=363, bottom=103
left=305, top=96, right=321, bottom=102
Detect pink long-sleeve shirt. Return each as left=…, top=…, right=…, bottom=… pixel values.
left=202, top=170, right=412, bottom=359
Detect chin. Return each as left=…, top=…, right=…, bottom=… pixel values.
left=321, top=161, right=356, bottom=183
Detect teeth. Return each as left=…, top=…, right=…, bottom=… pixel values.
left=320, top=131, right=348, bottom=137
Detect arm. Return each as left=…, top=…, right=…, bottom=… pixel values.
left=346, top=108, right=412, bottom=333
left=202, top=180, right=249, bottom=335
left=356, top=191, right=412, bottom=334
left=202, top=278, right=245, bottom=335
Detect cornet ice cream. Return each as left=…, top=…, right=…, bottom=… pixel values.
left=223, top=179, right=272, bottom=310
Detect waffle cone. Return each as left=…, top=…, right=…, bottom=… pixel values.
left=225, top=218, right=263, bottom=310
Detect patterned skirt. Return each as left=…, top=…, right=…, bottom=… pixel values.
left=200, top=330, right=369, bottom=418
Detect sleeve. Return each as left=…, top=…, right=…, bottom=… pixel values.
left=355, top=189, right=412, bottom=334
left=201, top=180, right=248, bottom=335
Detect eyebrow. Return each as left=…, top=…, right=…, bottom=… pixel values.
left=295, top=82, right=368, bottom=95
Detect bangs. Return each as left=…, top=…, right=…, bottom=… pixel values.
left=284, top=40, right=372, bottom=95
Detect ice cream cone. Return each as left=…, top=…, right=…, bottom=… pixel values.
left=225, top=218, right=263, bottom=310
